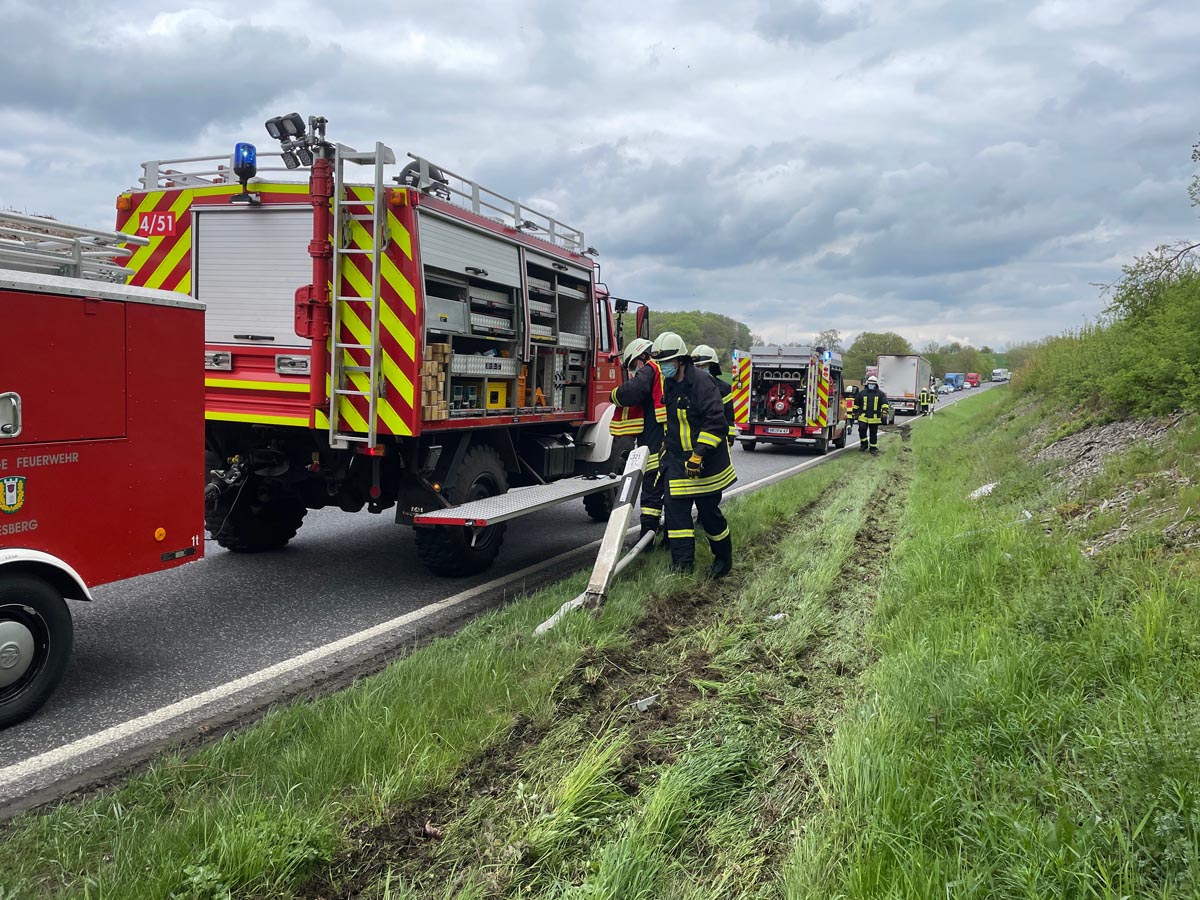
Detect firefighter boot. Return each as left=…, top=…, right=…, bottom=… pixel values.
left=669, top=539, right=695, bottom=575
left=707, top=538, right=733, bottom=579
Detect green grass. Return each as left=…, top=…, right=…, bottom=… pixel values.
left=785, top=389, right=1200, bottom=898
left=0, top=454, right=852, bottom=900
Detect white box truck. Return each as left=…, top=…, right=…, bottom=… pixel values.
left=877, top=354, right=932, bottom=416
left=991, top=368, right=1010, bottom=382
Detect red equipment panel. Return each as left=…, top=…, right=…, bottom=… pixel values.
left=1, top=287, right=204, bottom=588
left=1, top=291, right=126, bottom=443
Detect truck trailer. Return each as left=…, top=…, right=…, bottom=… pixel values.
left=876, top=354, right=932, bottom=416
left=731, top=346, right=849, bottom=453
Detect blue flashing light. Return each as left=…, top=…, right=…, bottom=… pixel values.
left=233, top=142, right=258, bottom=180
left=823, top=350, right=833, bottom=361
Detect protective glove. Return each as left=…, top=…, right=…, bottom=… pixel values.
left=727, top=435, right=734, bottom=446
left=685, top=453, right=704, bottom=478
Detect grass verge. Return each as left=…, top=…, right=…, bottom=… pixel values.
left=786, top=388, right=1200, bottom=898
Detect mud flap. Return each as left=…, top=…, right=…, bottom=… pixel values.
left=535, top=446, right=648, bottom=635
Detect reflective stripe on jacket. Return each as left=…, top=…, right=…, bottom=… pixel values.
left=857, top=388, right=890, bottom=424
left=663, top=364, right=736, bottom=497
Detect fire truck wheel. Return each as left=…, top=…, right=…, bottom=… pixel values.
left=740, top=441, right=757, bottom=452
left=415, top=445, right=509, bottom=577
left=0, top=574, right=73, bottom=729
left=833, top=430, right=847, bottom=449
left=583, top=437, right=634, bottom=522
left=206, top=479, right=307, bottom=553
left=816, top=438, right=831, bottom=455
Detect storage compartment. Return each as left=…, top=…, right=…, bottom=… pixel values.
left=563, top=385, right=584, bottom=410
left=426, top=295, right=468, bottom=334
left=450, top=353, right=521, bottom=377
left=485, top=382, right=509, bottom=409
left=521, top=433, right=576, bottom=480
left=452, top=381, right=481, bottom=410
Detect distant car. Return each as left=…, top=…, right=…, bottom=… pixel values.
left=938, top=384, right=954, bottom=395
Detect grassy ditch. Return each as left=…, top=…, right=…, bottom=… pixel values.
left=308, top=436, right=909, bottom=899
left=0, top=445, right=869, bottom=899
left=787, top=389, right=1200, bottom=898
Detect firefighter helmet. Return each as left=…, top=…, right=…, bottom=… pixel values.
left=651, top=331, right=688, bottom=363
left=866, top=375, right=879, bottom=388
left=622, top=337, right=653, bottom=367
left=690, top=344, right=718, bottom=366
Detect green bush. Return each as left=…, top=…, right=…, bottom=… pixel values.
left=1015, top=271, right=1200, bottom=416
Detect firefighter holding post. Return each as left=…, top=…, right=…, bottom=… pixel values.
left=857, top=375, right=890, bottom=454
left=652, top=332, right=736, bottom=577
left=610, top=337, right=667, bottom=541
left=689, top=344, right=736, bottom=445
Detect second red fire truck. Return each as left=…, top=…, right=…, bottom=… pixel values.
left=116, top=114, right=650, bottom=576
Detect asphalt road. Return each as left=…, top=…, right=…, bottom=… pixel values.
left=0, top=385, right=993, bottom=810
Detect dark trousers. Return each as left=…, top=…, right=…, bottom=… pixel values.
left=639, top=469, right=665, bottom=535
left=858, top=421, right=879, bottom=450
left=665, top=490, right=731, bottom=570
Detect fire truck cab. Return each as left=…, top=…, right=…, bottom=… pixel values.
left=0, top=212, right=204, bottom=727
left=116, top=115, right=649, bottom=577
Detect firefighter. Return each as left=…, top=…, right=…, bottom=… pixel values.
left=652, top=331, right=736, bottom=577
left=690, top=344, right=736, bottom=445
left=927, top=378, right=937, bottom=416
left=610, top=336, right=667, bottom=541
left=918, top=383, right=931, bottom=416
left=845, top=384, right=860, bottom=427
left=857, top=375, right=890, bottom=454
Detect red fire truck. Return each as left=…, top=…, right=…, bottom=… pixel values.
left=116, top=114, right=649, bottom=577
left=0, top=212, right=204, bottom=727
left=731, top=345, right=849, bottom=453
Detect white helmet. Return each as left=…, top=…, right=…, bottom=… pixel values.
left=621, top=337, right=653, bottom=367
left=866, top=375, right=879, bottom=388
left=690, top=344, right=719, bottom=366
left=651, top=331, right=689, bottom=363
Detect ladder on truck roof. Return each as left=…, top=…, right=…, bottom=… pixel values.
left=328, top=142, right=396, bottom=450
left=0, top=210, right=148, bottom=282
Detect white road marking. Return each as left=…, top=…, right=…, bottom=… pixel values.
left=2, top=390, right=992, bottom=793
left=0, top=543, right=603, bottom=791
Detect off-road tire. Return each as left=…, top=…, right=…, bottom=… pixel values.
left=0, top=574, right=73, bottom=729
left=206, top=476, right=306, bottom=553
left=415, top=445, right=509, bottom=577
left=582, top=437, right=635, bottom=522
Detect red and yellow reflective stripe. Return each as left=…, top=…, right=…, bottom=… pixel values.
left=732, top=357, right=751, bottom=425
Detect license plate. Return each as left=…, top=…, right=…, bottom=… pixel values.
left=766, top=427, right=791, bottom=435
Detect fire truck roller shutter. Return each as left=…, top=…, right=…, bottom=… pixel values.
left=418, top=214, right=522, bottom=288
left=194, top=208, right=314, bottom=347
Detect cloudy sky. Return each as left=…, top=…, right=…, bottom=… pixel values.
left=3, top=0, right=1199, bottom=348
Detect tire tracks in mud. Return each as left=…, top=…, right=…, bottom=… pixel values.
left=300, top=446, right=916, bottom=899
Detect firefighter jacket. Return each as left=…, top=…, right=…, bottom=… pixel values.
left=610, top=360, right=667, bottom=471
left=857, top=387, right=890, bottom=425
left=919, top=388, right=932, bottom=407
left=663, top=363, right=737, bottom=497
left=846, top=390, right=859, bottom=423
left=710, top=373, right=736, bottom=439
